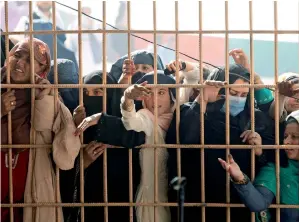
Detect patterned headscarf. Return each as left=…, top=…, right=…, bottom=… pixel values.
left=8, top=38, right=51, bottom=78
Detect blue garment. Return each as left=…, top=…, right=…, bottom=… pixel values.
left=47, top=59, right=79, bottom=113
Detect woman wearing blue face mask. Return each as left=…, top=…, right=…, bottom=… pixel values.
left=166, top=64, right=276, bottom=222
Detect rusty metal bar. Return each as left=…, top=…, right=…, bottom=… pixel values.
left=198, top=2, right=206, bottom=222
left=1, top=144, right=298, bottom=149
left=224, top=2, right=231, bottom=222
left=3, top=29, right=299, bottom=35
left=4, top=2, right=14, bottom=221
left=273, top=2, right=281, bottom=222
left=77, top=2, right=85, bottom=221
left=51, top=2, right=61, bottom=221
left=249, top=2, right=256, bottom=222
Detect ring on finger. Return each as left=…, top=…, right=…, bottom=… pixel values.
left=11, top=101, right=14, bottom=106
left=93, top=151, right=97, bottom=155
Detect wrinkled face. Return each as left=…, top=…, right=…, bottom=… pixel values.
left=36, top=1, right=52, bottom=12
left=135, top=64, right=153, bottom=74
left=84, top=87, right=103, bottom=97
left=285, top=94, right=299, bottom=113
left=229, top=78, right=249, bottom=97
left=144, top=87, right=172, bottom=116
left=9, top=43, right=44, bottom=83
left=284, top=122, right=299, bottom=160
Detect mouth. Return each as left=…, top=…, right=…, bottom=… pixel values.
left=14, top=68, right=24, bottom=74
left=286, top=149, right=295, bottom=153
left=152, top=105, right=162, bottom=109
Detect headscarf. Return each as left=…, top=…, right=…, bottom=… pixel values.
left=109, top=50, right=165, bottom=82
left=286, top=110, right=299, bottom=125
left=135, top=71, right=175, bottom=131
left=7, top=38, right=51, bottom=78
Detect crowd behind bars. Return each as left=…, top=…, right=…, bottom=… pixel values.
left=1, top=1, right=299, bottom=222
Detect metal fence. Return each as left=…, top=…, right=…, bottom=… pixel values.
left=1, top=1, right=299, bottom=222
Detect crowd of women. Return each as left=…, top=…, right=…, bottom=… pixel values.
left=1, top=35, right=299, bottom=222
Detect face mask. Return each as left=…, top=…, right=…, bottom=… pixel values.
left=220, top=96, right=247, bottom=117
left=132, top=71, right=147, bottom=84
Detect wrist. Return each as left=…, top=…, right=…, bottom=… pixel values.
left=231, top=173, right=249, bottom=185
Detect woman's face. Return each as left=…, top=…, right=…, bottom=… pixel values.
left=229, top=78, right=249, bottom=97
left=284, top=122, right=299, bottom=160
left=144, top=87, right=172, bottom=116
left=285, top=94, right=299, bottom=113
left=10, top=45, right=44, bottom=83
left=135, top=64, right=154, bottom=74
left=84, top=87, right=103, bottom=96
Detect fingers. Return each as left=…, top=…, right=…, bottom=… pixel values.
left=228, top=154, right=235, bottom=164
left=166, top=61, right=182, bottom=72
left=240, top=130, right=252, bottom=142
left=205, top=80, right=227, bottom=88
left=123, top=59, right=135, bottom=76
left=218, top=158, right=230, bottom=172
left=86, top=141, right=106, bottom=158
left=74, top=105, right=85, bottom=113
left=74, top=119, right=89, bottom=136
left=139, top=81, right=148, bottom=87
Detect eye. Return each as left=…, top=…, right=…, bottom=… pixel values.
left=158, top=90, right=166, bottom=95
left=230, top=90, right=237, bottom=96
left=94, top=89, right=103, bottom=96
left=84, top=89, right=89, bottom=96
left=14, top=53, right=21, bottom=59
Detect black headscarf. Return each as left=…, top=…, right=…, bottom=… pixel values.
left=83, top=70, right=118, bottom=142
left=109, top=50, right=165, bottom=82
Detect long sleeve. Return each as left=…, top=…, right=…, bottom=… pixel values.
left=233, top=181, right=274, bottom=212
left=95, top=113, right=145, bottom=148
left=121, top=103, right=153, bottom=136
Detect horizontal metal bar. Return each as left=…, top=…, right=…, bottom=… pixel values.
left=1, top=202, right=297, bottom=208
left=1, top=144, right=298, bottom=149
left=1, top=83, right=279, bottom=89
left=3, top=30, right=299, bottom=35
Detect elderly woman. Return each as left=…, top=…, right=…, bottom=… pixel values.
left=218, top=110, right=299, bottom=222
left=1, top=38, right=80, bottom=222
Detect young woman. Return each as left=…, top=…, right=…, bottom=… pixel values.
left=218, top=110, right=299, bottom=222
left=120, top=71, right=176, bottom=222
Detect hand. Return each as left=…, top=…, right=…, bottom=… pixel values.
left=218, top=154, right=244, bottom=181
left=83, top=141, right=107, bottom=169
left=1, top=90, right=16, bottom=117
left=124, top=81, right=152, bottom=101
left=278, top=78, right=299, bottom=97
left=122, top=59, right=136, bottom=78
left=166, top=60, right=184, bottom=73
left=74, top=113, right=102, bottom=136
left=240, top=130, right=262, bottom=156
left=35, top=75, right=52, bottom=99
left=73, top=105, right=86, bottom=127
left=229, top=48, right=250, bottom=71
left=202, top=80, right=226, bottom=103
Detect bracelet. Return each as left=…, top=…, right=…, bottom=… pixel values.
left=230, top=173, right=250, bottom=185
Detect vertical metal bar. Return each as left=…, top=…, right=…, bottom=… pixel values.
left=77, top=2, right=85, bottom=221
left=153, top=2, right=158, bottom=222
left=273, top=2, right=281, bottom=221
left=126, top=2, right=134, bottom=222
left=102, top=2, right=108, bottom=222
left=29, top=1, right=37, bottom=218
left=51, top=3, right=60, bottom=221
left=248, top=2, right=256, bottom=222
left=198, top=2, right=206, bottom=222
left=4, top=2, right=14, bottom=221
left=224, top=2, right=231, bottom=222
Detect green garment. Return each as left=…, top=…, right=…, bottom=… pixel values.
left=255, top=88, right=274, bottom=105
left=253, top=160, right=299, bottom=222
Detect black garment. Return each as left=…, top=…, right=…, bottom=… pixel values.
left=166, top=101, right=275, bottom=222
left=60, top=71, right=145, bottom=222
left=109, top=50, right=165, bottom=82
left=1, top=29, right=14, bottom=68
left=166, top=63, right=277, bottom=222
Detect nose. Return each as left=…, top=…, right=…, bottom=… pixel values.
left=16, top=58, right=26, bottom=68
left=284, top=135, right=292, bottom=145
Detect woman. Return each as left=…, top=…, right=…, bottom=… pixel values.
left=67, top=70, right=143, bottom=222
left=1, top=38, right=80, bottom=222
left=166, top=64, right=275, bottom=222
left=218, top=110, right=299, bottom=222
left=109, top=50, right=164, bottom=84
left=121, top=71, right=175, bottom=222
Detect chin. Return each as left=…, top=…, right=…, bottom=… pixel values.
left=285, top=149, right=299, bottom=160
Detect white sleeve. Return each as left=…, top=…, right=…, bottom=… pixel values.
left=179, top=67, right=200, bottom=104
left=121, top=100, right=153, bottom=136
